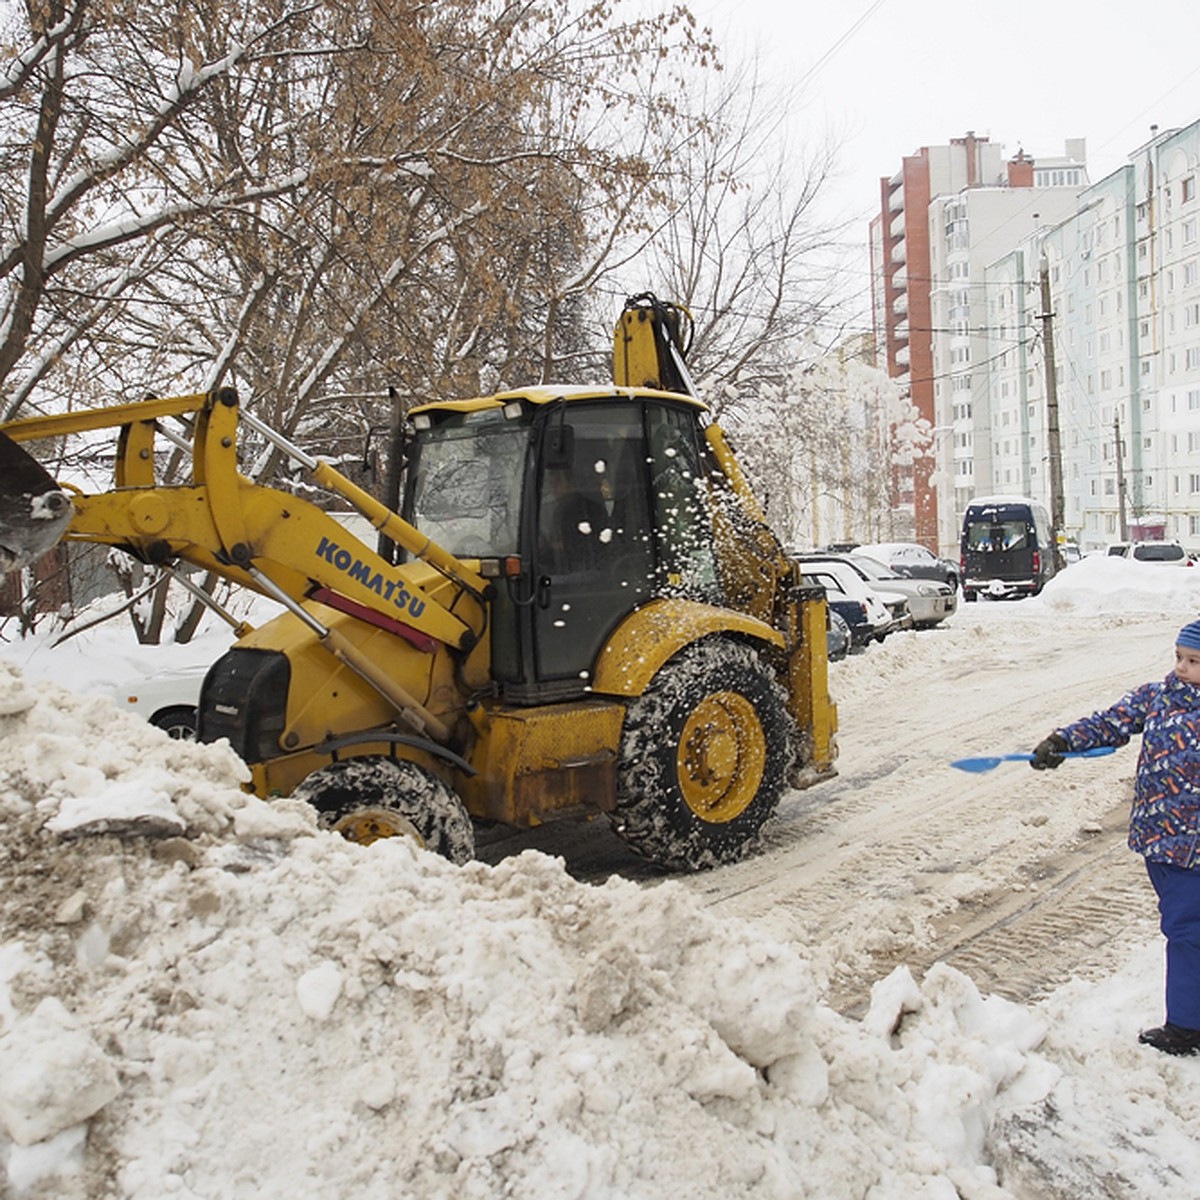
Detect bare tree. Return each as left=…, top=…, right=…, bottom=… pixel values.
left=722, top=345, right=906, bottom=549
left=607, top=60, right=855, bottom=406
left=0, top=0, right=718, bottom=433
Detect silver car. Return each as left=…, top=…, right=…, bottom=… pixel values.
left=849, top=553, right=957, bottom=628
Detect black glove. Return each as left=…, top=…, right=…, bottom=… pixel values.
left=1030, top=733, right=1068, bottom=770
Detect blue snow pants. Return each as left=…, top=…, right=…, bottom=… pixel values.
left=1146, top=859, right=1200, bottom=1029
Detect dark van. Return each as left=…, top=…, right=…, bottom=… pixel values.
left=960, top=496, right=1057, bottom=601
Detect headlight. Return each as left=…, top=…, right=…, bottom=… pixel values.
left=918, top=583, right=937, bottom=596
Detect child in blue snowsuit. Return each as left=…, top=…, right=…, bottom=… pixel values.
left=1031, top=618, right=1200, bottom=1056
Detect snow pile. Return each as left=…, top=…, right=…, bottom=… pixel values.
left=0, top=666, right=1102, bottom=1198
left=2, top=562, right=1200, bottom=1197
left=1037, top=553, right=1200, bottom=616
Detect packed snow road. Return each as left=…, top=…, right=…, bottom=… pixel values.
left=480, top=570, right=1186, bottom=1016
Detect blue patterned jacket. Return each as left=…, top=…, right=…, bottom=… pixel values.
left=1057, top=672, right=1200, bottom=869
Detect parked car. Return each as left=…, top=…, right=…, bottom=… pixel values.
left=1108, top=540, right=1193, bottom=566
left=827, top=609, right=851, bottom=662
left=795, top=558, right=910, bottom=647
left=105, top=662, right=207, bottom=739
left=849, top=552, right=957, bottom=628
left=855, top=541, right=960, bottom=592
left=799, top=551, right=940, bottom=632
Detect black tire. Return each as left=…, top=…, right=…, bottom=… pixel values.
left=292, top=757, right=474, bottom=864
left=149, top=705, right=198, bottom=740
left=612, top=639, right=794, bottom=871
left=963, top=590, right=977, bottom=603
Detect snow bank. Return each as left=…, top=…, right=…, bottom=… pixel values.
left=2, top=561, right=1200, bottom=1197
left=0, top=666, right=1095, bottom=1198
left=1036, top=553, right=1200, bottom=616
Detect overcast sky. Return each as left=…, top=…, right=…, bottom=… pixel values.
left=691, top=0, right=1200, bottom=245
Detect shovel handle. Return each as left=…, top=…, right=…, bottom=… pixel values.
left=950, top=746, right=1116, bottom=773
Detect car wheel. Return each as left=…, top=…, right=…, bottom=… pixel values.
left=963, top=590, right=977, bottom=603
left=149, top=705, right=199, bottom=740
left=293, top=757, right=475, bottom=864
left=612, top=639, right=793, bottom=871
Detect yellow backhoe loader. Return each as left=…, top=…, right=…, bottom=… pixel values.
left=0, top=296, right=836, bottom=870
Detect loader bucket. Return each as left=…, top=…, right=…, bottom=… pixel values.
left=0, top=431, right=73, bottom=572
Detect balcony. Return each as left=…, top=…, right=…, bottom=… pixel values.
left=890, top=210, right=905, bottom=239
left=892, top=291, right=908, bottom=315
left=891, top=241, right=907, bottom=266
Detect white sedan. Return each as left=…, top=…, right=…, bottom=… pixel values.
left=106, top=663, right=206, bottom=739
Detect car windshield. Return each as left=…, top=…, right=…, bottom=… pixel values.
left=850, top=555, right=896, bottom=580
left=965, top=520, right=1028, bottom=553
left=1133, top=543, right=1184, bottom=562
left=405, top=409, right=531, bottom=556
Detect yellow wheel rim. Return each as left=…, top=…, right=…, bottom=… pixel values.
left=330, top=806, right=425, bottom=848
left=677, top=691, right=765, bottom=823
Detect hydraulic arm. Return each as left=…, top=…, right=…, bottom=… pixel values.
left=0, top=388, right=490, bottom=740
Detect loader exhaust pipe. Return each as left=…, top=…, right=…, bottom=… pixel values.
left=0, top=431, right=74, bottom=572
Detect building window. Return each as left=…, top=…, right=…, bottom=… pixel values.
left=1186, top=177, right=1197, bottom=203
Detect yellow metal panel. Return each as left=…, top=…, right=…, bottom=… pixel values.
left=613, top=309, right=667, bottom=389
left=459, top=700, right=625, bottom=825
left=115, top=420, right=158, bottom=489
left=408, top=386, right=710, bottom=420
left=590, top=598, right=785, bottom=697
left=236, top=606, right=440, bottom=753
left=1, top=392, right=210, bottom=443
left=251, top=739, right=448, bottom=802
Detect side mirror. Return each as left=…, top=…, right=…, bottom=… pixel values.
left=543, top=424, right=574, bottom=469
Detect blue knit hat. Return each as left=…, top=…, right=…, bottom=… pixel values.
left=1178, top=620, right=1200, bottom=650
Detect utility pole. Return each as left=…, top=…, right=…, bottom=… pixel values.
left=1038, top=253, right=1066, bottom=567
left=1114, top=412, right=1128, bottom=540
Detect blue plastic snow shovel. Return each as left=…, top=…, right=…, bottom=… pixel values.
left=950, top=746, right=1116, bottom=773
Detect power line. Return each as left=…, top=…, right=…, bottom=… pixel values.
left=794, top=0, right=888, bottom=91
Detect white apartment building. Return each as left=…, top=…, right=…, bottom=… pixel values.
left=980, top=120, right=1200, bottom=551
left=925, top=147, right=1087, bottom=555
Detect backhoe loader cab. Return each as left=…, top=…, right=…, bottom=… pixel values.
left=0, top=296, right=836, bottom=871
left=402, top=387, right=723, bottom=705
